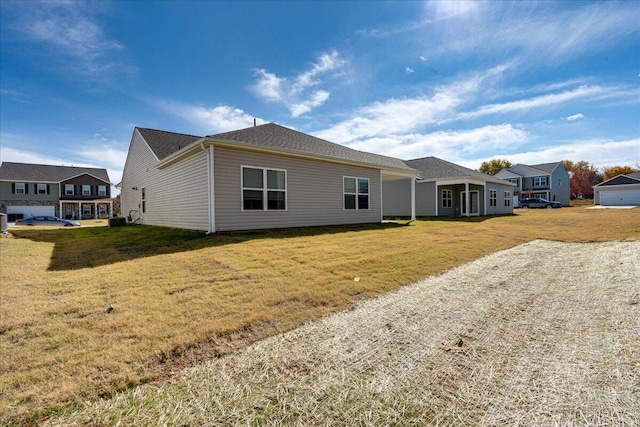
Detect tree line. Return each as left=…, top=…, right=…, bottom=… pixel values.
left=477, top=159, right=638, bottom=200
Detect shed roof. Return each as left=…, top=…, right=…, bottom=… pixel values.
left=0, top=162, right=110, bottom=183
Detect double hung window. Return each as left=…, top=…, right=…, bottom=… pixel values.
left=489, top=189, right=497, bottom=207
left=533, top=177, right=548, bottom=187
left=242, top=167, right=287, bottom=211
left=65, top=184, right=74, bottom=195
left=504, top=191, right=511, bottom=207
left=37, top=183, right=47, bottom=194
left=442, top=189, right=452, bottom=208
left=82, top=185, right=91, bottom=195
left=344, top=177, right=369, bottom=210
left=14, top=182, right=26, bottom=194
left=98, top=185, right=107, bottom=196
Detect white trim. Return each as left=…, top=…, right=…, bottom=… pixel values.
left=460, top=189, right=480, bottom=216
left=410, top=178, right=416, bottom=221
left=593, top=174, right=640, bottom=187
left=208, top=146, right=216, bottom=233
left=241, top=165, right=288, bottom=212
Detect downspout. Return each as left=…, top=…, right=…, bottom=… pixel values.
left=201, top=141, right=215, bottom=234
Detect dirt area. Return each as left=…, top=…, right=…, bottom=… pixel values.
left=47, top=240, right=640, bottom=426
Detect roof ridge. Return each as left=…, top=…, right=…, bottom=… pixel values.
left=137, top=127, right=202, bottom=139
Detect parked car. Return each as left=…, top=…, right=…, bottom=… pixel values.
left=16, top=216, right=81, bottom=226
left=519, top=198, right=562, bottom=209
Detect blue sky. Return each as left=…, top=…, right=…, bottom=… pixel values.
left=1, top=1, right=639, bottom=189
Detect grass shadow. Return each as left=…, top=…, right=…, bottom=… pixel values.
left=10, top=222, right=408, bottom=271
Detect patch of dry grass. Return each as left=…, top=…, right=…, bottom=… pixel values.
left=44, top=240, right=640, bottom=426
left=1, top=207, right=639, bottom=425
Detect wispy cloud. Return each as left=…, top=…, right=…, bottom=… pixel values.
left=405, top=67, right=415, bottom=75
left=345, top=124, right=529, bottom=162
left=458, top=85, right=625, bottom=120
left=314, top=65, right=509, bottom=144
left=565, top=113, right=584, bottom=122
left=250, top=50, right=346, bottom=117
left=6, top=2, right=136, bottom=84
left=159, top=101, right=265, bottom=134
left=424, top=2, right=640, bottom=66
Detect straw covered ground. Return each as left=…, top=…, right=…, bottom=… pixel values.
left=47, top=239, right=640, bottom=426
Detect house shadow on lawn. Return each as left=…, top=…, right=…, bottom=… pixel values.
left=10, top=222, right=409, bottom=271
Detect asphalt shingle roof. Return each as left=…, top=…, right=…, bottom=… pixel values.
left=528, top=162, right=560, bottom=174
left=0, top=162, right=110, bottom=183
left=207, top=123, right=416, bottom=172
left=406, top=156, right=508, bottom=183
left=136, top=127, right=202, bottom=161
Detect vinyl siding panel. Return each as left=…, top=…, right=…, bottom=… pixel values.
left=121, top=131, right=210, bottom=231
left=382, top=179, right=412, bottom=217
left=486, top=182, right=515, bottom=215
left=214, top=147, right=381, bottom=231
left=550, top=166, right=570, bottom=206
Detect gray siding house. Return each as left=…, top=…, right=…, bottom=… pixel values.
left=495, top=162, right=570, bottom=206
left=119, top=123, right=418, bottom=232
left=0, top=162, right=112, bottom=220
left=383, top=157, right=515, bottom=217
left=593, top=171, right=640, bottom=206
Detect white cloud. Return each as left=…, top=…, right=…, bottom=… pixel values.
left=419, top=56, right=428, bottom=62
left=7, top=2, right=136, bottom=83
left=565, top=113, right=584, bottom=121
left=314, top=64, right=509, bottom=144
left=458, top=85, right=619, bottom=120
left=343, top=124, right=529, bottom=161
left=250, top=50, right=346, bottom=117
left=405, top=67, right=415, bottom=74
left=424, top=2, right=640, bottom=66
left=159, top=101, right=265, bottom=134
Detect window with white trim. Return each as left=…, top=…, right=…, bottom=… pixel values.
left=14, top=182, right=26, bottom=194
left=242, top=166, right=287, bottom=211
left=82, top=185, right=91, bottom=195
left=65, top=184, right=74, bottom=195
left=533, top=176, right=548, bottom=187
left=82, top=205, right=92, bottom=216
left=344, top=177, right=369, bottom=210
left=98, top=185, right=107, bottom=196
left=442, top=189, right=452, bottom=208
left=37, top=183, right=47, bottom=194
left=504, top=191, right=511, bottom=207
left=489, top=189, right=497, bottom=207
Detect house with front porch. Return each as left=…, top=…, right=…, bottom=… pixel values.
left=495, top=162, right=570, bottom=206
left=383, top=156, right=516, bottom=217
left=0, top=162, right=113, bottom=221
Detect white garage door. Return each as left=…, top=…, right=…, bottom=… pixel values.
left=600, top=190, right=640, bottom=206
left=7, top=205, right=55, bottom=218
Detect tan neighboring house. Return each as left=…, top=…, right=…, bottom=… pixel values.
left=0, top=162, right=113, bottom=221
left=119, top=123, right=418, bottom=232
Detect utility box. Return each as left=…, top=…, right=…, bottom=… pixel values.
left=108, top=217, right=127, bottom=227
left=0, top=214, right=7, bottom=234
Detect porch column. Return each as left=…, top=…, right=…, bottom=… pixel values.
left=109, top=200, right=113, bottom=217
left=410, top=178, right=416, bottom=221
left=465, top=181, right=470, bottom=217
left=94, top=201, right=98, bottom=218
left=59, top=201, right=62, bottom=218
